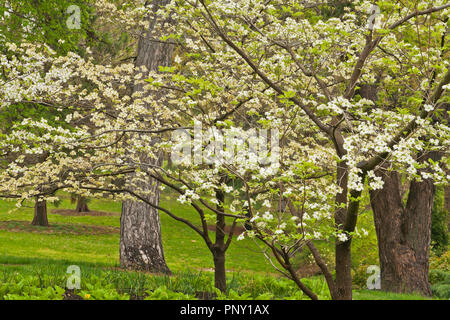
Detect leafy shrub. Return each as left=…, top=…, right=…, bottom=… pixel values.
left=429, top=269, right=450, bottom=285
left=429, top=268, right=450, bottom=299
left=80, top=278, right=129, bottom=300
left=0, top=274, right=65, bottom=300
left=430, top=251, right=450, bottom=272
left=144, top=286, right=196, bottom=300
left=352, top=265, right=372, bottom=290
left=350, top=208, right=379, bottom=268
left=431, top=186, right=448, bottom=257
left=431, top=283, right=450, bottom=299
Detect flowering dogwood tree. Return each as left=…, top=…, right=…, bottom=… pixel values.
left=141, top=0, right=449, bottom=299
left=0, top=0, right=449, bottom=299
left=0, top=0, right=176, bottom=273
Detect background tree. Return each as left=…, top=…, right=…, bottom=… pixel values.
left=119, top=0, right=173, bottom=274
left=74, top=196, right=90, bottom=213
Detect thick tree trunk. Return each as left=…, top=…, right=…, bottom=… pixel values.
left=119, top=0, right=173, bottom=274
left=369, top=167, right=433, bottom=296
left=32, top=197, right=48, bottom=226
left=120, top=179, right=170, bottom=273
left=75, top=196, right=89, bottom=213
left=334, top=163, right=353, bottom=300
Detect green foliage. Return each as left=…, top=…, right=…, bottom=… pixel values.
left=431, top=186, right=448, bottom=256
left=0, top=266, right=438, bottom=300
left=431, top=283, right=450, bottom=300
left=318, top=0, right=354, bottom=21
left=0, top=103, right=71, bottom=134
left=351, top=211, right=379, bottom=268
left=0, top=0, right=94, bottom=55
left=429, top=269, right=450, bottom=285
left=0, top=0, right=133, bottom=142
left=352, top=265, right=370, bottom=290
left=0, top=265, right=325, bottom=300
left=144, top=286, right=196, bottom=300
left=430, top=269, right=450, bottom=299
left=79, top=275, right=130, bottom=300
left=430, top=251, right=450, bottom=272
left=0, top=192, right=446, bottom=300
left=0, top=274, right=65, bottom=300
left=353, top=290, right=431, bottom=300
left=302, top=277, right=331, bottom=300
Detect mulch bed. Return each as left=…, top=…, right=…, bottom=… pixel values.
left=0, top=220, right=119, bottom=235
left=63, top=289, right=84, bottom=300
left=206, top=224, right=246, bottom=236
left=52, top=210, right=246, bottom=236
left=296, top=263, right=322, bottom=278
left=50, top=209, right=120, bottom=217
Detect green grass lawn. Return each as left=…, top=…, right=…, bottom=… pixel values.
left=0, top=192, right=439, bottom=300
left=0, top=192, right=275, bottom=273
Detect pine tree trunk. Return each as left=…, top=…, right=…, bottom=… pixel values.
left=369, top=167, right=433, bottom=296
left=32, top=197, right=48, bottom=226
left=75, top=196, right=89, bottom=213
left=119, top=0, right=173, bottom=274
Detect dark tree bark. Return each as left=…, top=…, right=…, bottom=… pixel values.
left=212, top=187, right=227, bottom=292
left=335, top=240, right=352, bottom=299
left=120, top=175, right=170, bottom=273
left=212, top=247, right=226, bottom=292
left=32, top=197, right=48, bottom=226
left=75, top=196, right=89, bottom=213
left=334, top=163, right=353, bottom=300
left=119, top=0, right=173, bottom=274
left=369, top=163, right=435, bottom=296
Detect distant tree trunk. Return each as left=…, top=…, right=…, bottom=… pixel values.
left=32, top=197, right=48, bottom=226
left=119, top=0, right=172, bottom=274
left=75, top=196, right=89, bottom=213
left=369, top=162, right=435, bottom=296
